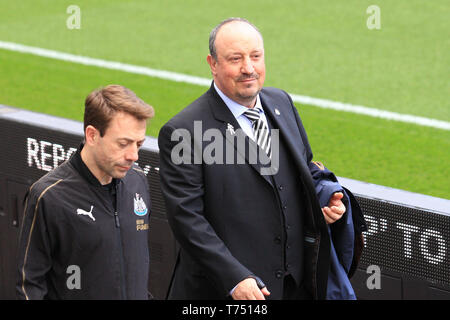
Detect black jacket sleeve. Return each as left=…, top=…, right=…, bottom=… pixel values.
left=16, top=188, right=53, bottom=300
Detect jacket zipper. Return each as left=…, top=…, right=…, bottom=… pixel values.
left=114, top=184, right=127, bottom=299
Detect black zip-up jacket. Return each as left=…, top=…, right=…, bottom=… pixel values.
left=16, top=146, right=151, bottom=299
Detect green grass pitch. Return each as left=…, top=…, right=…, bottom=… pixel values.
left=0, top=1, right=449, bottom=199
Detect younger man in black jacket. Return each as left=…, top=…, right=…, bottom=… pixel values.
left=17, top=85, right=154, bottom=299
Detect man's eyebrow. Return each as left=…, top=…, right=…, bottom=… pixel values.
left=117, top=137, right=146, bottom=143
left=225, top=52, right=243, bottom=57
left=226, top=49, right=263, bottom=56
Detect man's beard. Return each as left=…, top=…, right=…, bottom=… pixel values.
left=235, top=73, right=262, bottom=102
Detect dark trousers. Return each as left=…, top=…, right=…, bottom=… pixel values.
left=283, top=274, right=311, bottom=300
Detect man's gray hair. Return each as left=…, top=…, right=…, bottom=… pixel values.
left=209, top=17, right=262, bottom=60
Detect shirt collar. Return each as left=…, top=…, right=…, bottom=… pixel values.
left=214, top=82, right=263, bottom=118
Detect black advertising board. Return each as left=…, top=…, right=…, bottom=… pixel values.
left=0, top=105, right=449, bottom=299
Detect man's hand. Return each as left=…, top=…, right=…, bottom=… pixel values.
left=232, top=278, right=270, bottom=300
left=322, top=192, right=346, bottom=224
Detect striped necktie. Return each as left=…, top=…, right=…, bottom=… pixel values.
left=243, top=107, right=272, bottom=158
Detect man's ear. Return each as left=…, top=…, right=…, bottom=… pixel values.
left=85, top=125, right=99, bottom=146
left=206, top=54, right=217, bottom=76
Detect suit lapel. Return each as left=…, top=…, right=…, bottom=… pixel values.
left=207, top=84, right=274, bottom=187
left=259, top=90, right=306, bottom=165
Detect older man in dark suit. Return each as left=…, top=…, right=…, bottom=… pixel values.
left=158, top=18, right=365, bottom=300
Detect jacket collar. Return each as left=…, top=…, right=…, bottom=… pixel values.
left=70, top=142, right=119, bottom=188
left=206, top=82, right=274, bottom=185
left=207, top=82, right=241, bottom=130
left=259, top=89, right=306, bottom=166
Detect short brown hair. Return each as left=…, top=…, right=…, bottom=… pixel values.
left=84, top=85, right=154, bottom=136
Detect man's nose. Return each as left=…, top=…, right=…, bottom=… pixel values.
left=241, top=56, right=255, bottom=74
left=125, top=145, right=139, bottom=162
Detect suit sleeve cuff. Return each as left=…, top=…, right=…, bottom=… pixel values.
left=228, top=275, right=266, bottom=296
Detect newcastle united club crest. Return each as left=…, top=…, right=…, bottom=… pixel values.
left=134, top=193, right=148, bottom=216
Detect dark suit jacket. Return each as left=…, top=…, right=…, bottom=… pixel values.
left=158, top=83, right=362, bottom=299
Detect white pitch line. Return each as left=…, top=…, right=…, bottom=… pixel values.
left=290, top=94, right=450, bottom=130
left=1, top=40, right=449, bottom=131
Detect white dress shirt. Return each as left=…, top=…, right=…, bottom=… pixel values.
left=214, top=83, right=270, bottom=141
